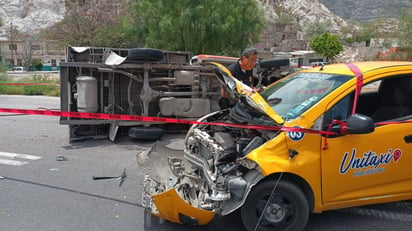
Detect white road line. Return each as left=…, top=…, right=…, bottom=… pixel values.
left=0, top=159, right=28, bottom=166
left=0, top=151, right=42, bottom=160
left=0, top=151, right=42, bottom=166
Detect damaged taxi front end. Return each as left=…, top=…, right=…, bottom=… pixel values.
left=142, top=62, right=287, bottom=225
left=143, top=61, right=412, bottom=231
left=142, top=61, right=355, bottom=229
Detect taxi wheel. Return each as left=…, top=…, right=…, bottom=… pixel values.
left=241, top=180, right=309, bottom=231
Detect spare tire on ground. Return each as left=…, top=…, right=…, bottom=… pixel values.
left=128, top=48, right=164, bottom=62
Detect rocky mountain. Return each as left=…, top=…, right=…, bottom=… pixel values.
left=0, top=0, right=65, bottom=39
left=261, top=0, right=353, bottom=35
left=318, top=0, right=412, bottom=22
left=0, top=0, right=409, bottom=40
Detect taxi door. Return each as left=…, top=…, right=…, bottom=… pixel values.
left=320, top=77, right=412, bottom=205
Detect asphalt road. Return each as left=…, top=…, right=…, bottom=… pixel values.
left=0, top=95, right=411, bottom=231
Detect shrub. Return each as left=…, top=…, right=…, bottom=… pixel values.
left=31, top=59, right=43, bottom=71
left=0, top=74, right=59, bottom=96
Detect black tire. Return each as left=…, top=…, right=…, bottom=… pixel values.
left=128, top=48, right=163, bottom=62
left=128, top=126, right=164, bottom=140
left=241, top=180, right=309, bottom=231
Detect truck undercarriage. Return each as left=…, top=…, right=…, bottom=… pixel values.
left=60, top=46, right=226, bottom=142
left=59, top=46, right=291, bottom=142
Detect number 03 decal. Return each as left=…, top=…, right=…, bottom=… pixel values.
left=288, top=127, right=305, bottom=141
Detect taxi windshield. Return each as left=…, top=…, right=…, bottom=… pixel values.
left=260, top=72, right=352, bottom=120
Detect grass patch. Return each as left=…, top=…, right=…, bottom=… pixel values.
left=0, top=73, right=60, bottom=96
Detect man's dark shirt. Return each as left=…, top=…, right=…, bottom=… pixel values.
left=228, top=61, right=253, bottom=86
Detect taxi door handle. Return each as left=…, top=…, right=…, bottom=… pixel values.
left=404, top=135, right=412, bottom=143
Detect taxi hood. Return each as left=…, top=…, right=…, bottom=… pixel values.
left=211, top=62, right=284, bottom=125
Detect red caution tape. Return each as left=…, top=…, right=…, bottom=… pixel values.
left=0, top=107, right=339, bottom=136
left=345, top=63, right=363, bottom=115
left=0, top=83, right=59, bottom=86
left=323, top=63, right=363, bottom=150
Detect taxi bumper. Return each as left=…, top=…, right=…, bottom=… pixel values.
left=142, top=175, right=215, bottom=225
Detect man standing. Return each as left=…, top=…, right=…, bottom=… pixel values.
left=219, top=48, right=259, bottom=109
left=227, top=48, right=258, bottom=87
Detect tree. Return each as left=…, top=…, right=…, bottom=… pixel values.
left=7, top=22, right=23, bottom=67
left=31, top=59, right=43, bottom=71
left=310, top=32, right=343, bottom=61
left=123, top=0, right=266, bottom=56
left=21, top=34, right=44, bottom=71
left=41, top=1, right=129, bottom=47
left=7, top=22, right=41, bottom=70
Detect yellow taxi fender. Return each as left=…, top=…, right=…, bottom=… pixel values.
left=151, top=188, right=215, bottom=225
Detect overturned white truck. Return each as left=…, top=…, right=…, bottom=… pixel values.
left=59, top=46, right=291, bottom=142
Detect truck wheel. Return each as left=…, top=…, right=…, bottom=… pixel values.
left=128, top=127, right=164, bottom=140
left=241, top=180, right=309, bottom=231
left=128, top=48, right=163, bottom=62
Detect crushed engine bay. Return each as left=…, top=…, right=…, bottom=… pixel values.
left=142, top=98, right=280, bottom=224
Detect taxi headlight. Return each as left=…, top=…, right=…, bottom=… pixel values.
left=239, top=158, right=258, bottom=169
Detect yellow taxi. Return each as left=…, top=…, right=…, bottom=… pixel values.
left=143, top=61, right=412, bottom=231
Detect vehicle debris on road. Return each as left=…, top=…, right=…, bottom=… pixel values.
left=92, top=168, right=127, bottom=187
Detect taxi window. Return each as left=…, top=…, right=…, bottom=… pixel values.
left=370, top=75, right=412, bottom=122
left=321, top=75, right=412, bottom=128
left=262, top=72, right=352, bottom=120
left=356, top=80, right=381, bottom=116
left=321, top=93, right=353, bottom=131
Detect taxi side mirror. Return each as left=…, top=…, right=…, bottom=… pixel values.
left=346, top=114, right=375, bottom=134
